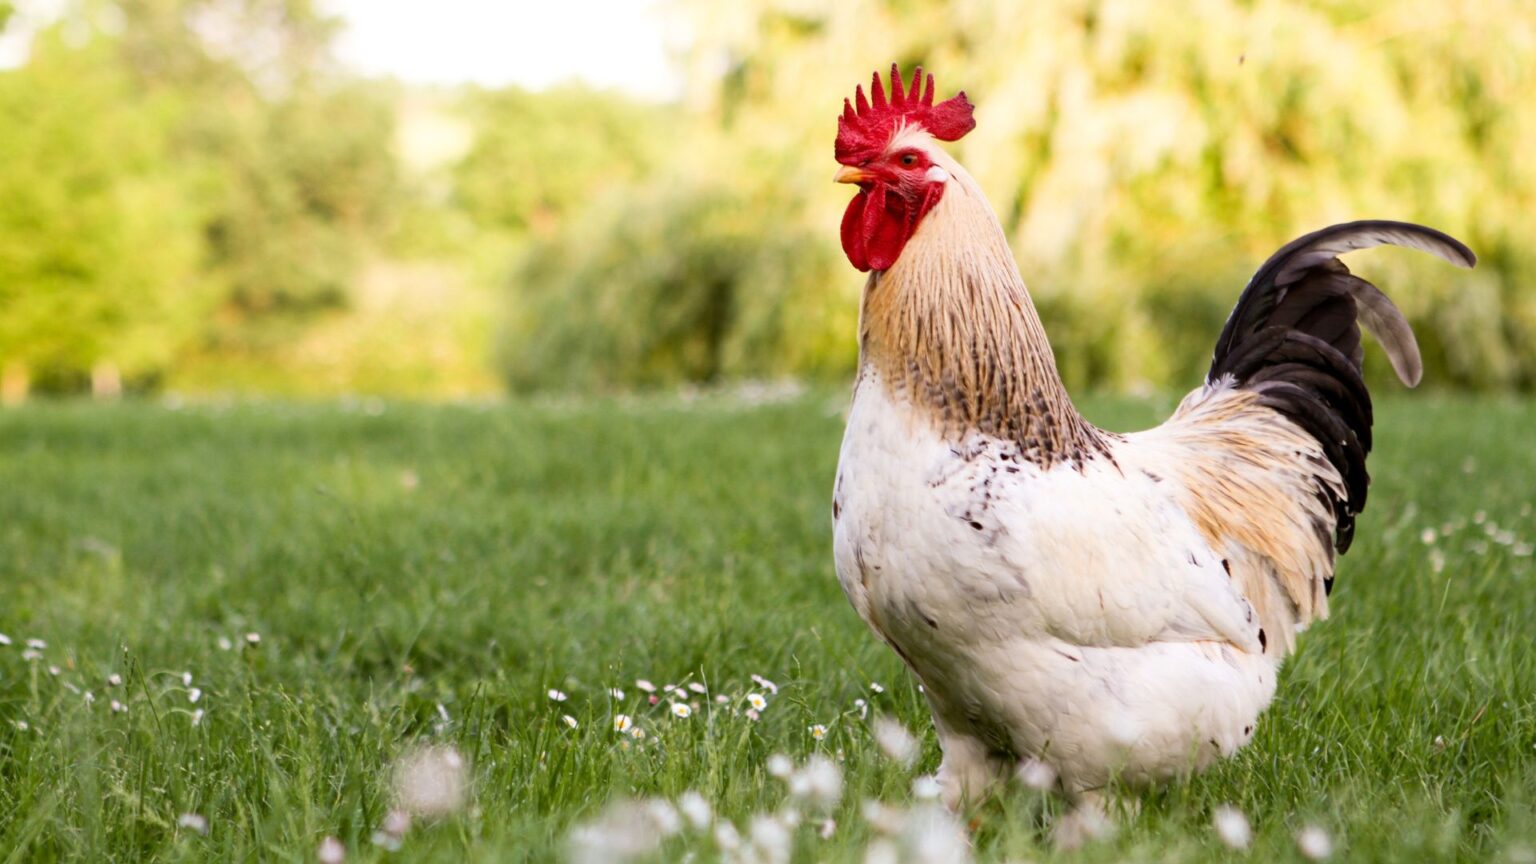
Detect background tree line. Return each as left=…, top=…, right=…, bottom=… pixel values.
left=0, top=0, right=1531, bottom=399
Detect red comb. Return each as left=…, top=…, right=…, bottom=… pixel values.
left=835, top=64, right=975, bottom=165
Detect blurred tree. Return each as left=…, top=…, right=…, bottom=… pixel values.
left=649, top=0, right=1536, bottom=392
left=454, top=86, right=669, bottom=238
left=0, top=28, right=207, bottom=397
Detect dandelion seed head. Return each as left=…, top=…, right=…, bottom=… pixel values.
left=1213, top=804, right=1252, bottom=850
left=749, top=814, right=792, bottom=864
left=678, top=790, right=712, bottom=830
left=903, top=803, right=972, bottom=863
left=568, top=800, right=664, bottom=864
left=391, top=745, right=468, bottom=818
left=766, top=753, right=794, bottom=778
left=873, top=717, right=918, bottom=766
left=911, top=775, right=942, bottom=800
left=1017, top=757, right=1058, bottom=790
left=1296, top=824, right=1333, bottom=860
left=788, top=754, right=842, bottom=808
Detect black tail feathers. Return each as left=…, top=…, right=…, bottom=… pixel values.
left=1208, top=221, right=1475, bottom=553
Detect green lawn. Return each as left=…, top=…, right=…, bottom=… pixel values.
left=1, top=391, right=1534, bottom=862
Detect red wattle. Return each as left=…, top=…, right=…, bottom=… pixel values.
left=841, top=190, right=871, bottom=272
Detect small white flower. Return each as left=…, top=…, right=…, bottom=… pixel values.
left=749, top=815, right=791, bottom=863
left=1018, top=758, right=1058, bottom=791
left=671, top=703, right=692, bottom=719
left=1421, top=527, right=1438, bottom=544
left=678, top=791, right=712, bottom=829
left=21, top=649, right=41, bottom=661
left=1474, top=509, right=1487, bottom=524
left=745, top=709, right=760, bottom=721
left=110, top=700, right=126, bottom=713
left=177, top=812, right=209, bottom=835
left=687, top=682, right=707, bottom=694
left=188, top=688, right=202, bottom=704
left=873, top=717, right=917, bottom=765
left=635, top=679, right=656, bottom=693
left=912, top=775, right=942, bottom=800
left=25, top=638, right=45, bottom=650
left=181, top=672, right=193, bottom=686
left=819, top=818, right=836, bottom=839
left=107, top=673, right=122, bottom=687
left=548, top=689, right=568, bottom=702
left=629, top=727, right=646, bottom=740
left=217, top=637, right=233, bottom=651
left=317, top=835, right=346, bottom=864
left=614, top=714, right=633, bottom=733
left=853, top=698, right=868, bottom=719
left=0, top=632, right=10, bottom=645
left=750, top=674, right=779, bottom=694
left=663, top=683, right=678, bottom=693
left=191, top=709, right=204, bottom=726
left=562, top=715, right=579, bottom=729
left=14, top=720, right=28, bottom=731
left=369, top=831, right=402, bottom=852
left=809, top=723, right=828, bottom=740
left=747, top=693, right=767, bottom=711
left=766, top=754, right=794, bottom=778
left=610, top=688, right=625, bottom=700
left=714, top=694, right=729, bottom=704
left=48, top=665, right=60, bottom=676
left=244, top=632, right=261, bottom=645
left=869, top=682, right=885, bottom=694
left=84, top=691, right=96, bottom=704
left=1213, top=804, right=1252, bottom=850
left=1296, top=824, right=1333, bottom=860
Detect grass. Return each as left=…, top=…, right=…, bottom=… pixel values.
left=1, top=389, right=1534, bottom=862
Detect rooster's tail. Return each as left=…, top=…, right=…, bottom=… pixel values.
left=1207, top=221, right=1475, bottom=553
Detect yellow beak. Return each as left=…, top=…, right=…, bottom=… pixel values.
left=834, top=165, right=875, bottom=184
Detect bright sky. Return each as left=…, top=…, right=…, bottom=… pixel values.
left=322, top=0, right=680, bottom=99
left=0, top=0, right=680, bottom=98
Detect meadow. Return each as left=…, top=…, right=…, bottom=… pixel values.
left=0, top=390, right=1533, bottom=862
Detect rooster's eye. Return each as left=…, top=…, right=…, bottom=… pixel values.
left=900, top=154, right=918, bottom=167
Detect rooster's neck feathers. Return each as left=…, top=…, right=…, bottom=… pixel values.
left=858, top=149, right=1108, bottom=467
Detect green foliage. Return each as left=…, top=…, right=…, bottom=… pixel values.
left=504, top=179, right=850, bottom=391
left=454, top=85, right=667, bottom=236
left=0, top=30, right=208, bottom=388
left=0, top=0, right=399, bottom=391
left=1, top=394, right=1534, bottom=859
left=501, top=0, right=1534, bottom=393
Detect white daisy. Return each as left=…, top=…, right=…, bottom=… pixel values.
left=562, top=715, right=578, bottom=729
left=747, top=693, right=767, bottom=711
left=809, top=724, right=828, bottom=740
left=671, top=703, right=692, bottom=719
left=613, top=714, right=633, bottom=733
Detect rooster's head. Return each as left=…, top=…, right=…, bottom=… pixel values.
left=834, top=65, right=975, bottom=272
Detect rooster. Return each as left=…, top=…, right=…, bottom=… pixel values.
left=829, top=65, right=1475, bottom=807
